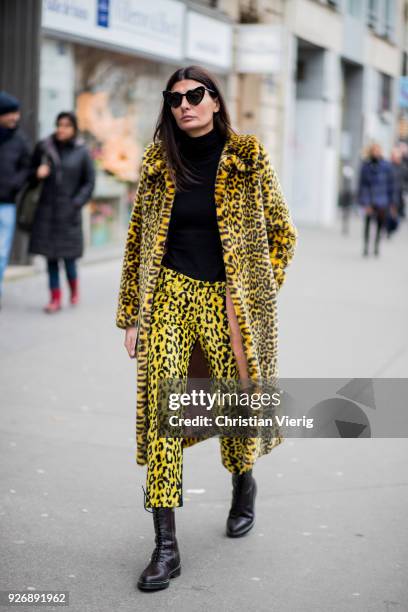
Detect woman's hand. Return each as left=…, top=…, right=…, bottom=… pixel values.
left=37, top=164, right=50, bottom=179
left=124, top=326, right=138, bottom=358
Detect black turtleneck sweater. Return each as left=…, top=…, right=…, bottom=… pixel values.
left=161, top=127, right=227, bottom=282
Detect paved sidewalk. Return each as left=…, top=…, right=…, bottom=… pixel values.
left=0, top=215, right=407, bottom=612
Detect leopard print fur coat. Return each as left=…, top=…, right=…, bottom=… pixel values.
left=116, top=129, right=298, bottom=466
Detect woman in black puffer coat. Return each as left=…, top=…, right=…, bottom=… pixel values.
left=29, top=111, right=95, bottom=312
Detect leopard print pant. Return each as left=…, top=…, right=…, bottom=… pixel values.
left=144, top=264, right=254, bottom=509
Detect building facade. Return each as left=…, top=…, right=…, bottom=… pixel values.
left=1, top=0, right=406, bottom=268
left=282, top=0, right=403, bottom=226
left=40, top=0, right=234, bottom=252
left=222, top=0, right=404, bottom=226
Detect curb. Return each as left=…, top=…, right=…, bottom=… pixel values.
left=4, top=247, right=124, bottom=283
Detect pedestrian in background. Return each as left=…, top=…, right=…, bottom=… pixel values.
left=28, top=111, right=95, bottom=313
left=338, top=164, right=355, bottom=235
left=398, top=141, right=408, bottom=219
left=388, top=145, right=404, bottom=236
left=358, top=142, right=395, bottom=257
left=116, top=64, right=297, bottom=592
left=0, top=91, right=31, bottom=309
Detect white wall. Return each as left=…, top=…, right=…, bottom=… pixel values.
left=292, top=98, right=326, bottom=224
left=290, top=45, right=341, bottom=227
left=362, top=65, right=396, bottom=156
left=39, top=38, right=75, bottom=139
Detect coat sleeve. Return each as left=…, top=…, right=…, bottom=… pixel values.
left=72, top=149, right=96, bottom=208
left=28, top=140, right=52, bottom=186
left=358, top=162, right=370, bottom=206
left=258, top=141, right=298, bottom=291
left=27, top=141, right=43, bottom=185
left=115, top=154, right=149, bottom=330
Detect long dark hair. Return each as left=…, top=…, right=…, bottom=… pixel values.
left=153, top=65, right=236, bottom=191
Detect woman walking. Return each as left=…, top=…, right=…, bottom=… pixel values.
left=358, top=142, right=395, bottom=257
left=116, top=65, right=298, bottom=592
left=28, top=111, right=95, bottom=312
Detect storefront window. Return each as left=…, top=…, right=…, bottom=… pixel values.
left=89, top=200, right=117, bottom=247
left=384, top=0, right=395, bottom=39
left=379, top=72, right=392, bottom=113
left=71, top=45, right=174, bottom=248
left=367, top=0, right=378, bottom=28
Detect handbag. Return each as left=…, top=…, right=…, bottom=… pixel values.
left=16, top=152, right=49, bottom=233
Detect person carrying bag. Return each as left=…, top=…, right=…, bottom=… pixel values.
left=16, top=150, right=49, bottom=233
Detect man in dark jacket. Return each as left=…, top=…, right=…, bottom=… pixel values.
left=0, top=91, right=31, bottom=306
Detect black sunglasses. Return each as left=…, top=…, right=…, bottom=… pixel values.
left=162, top=85, right=216, bottom=109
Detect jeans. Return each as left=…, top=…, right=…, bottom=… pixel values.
left=47, top=258, right=77, bottom=290
left=0, top=204, right=17, bottom=296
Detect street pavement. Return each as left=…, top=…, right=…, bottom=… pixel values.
left=1, top=213, right=407, bottom=612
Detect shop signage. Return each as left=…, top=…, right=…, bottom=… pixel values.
left=42, top=0, right=185, bottom=61
left=235, top=24, right=283, bottom=74
left=185, top=11, right=232, bottom=70
left=97, top=0, right=110, bottom=28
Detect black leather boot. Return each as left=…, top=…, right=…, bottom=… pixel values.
left=226, top=469, right=257, bottom=538
left=137, top=494, right=181, bottom=591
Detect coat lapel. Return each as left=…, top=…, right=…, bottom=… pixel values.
left=144, top=130, right=259, bottom=179
left=142, top=130, right=260, bottom=262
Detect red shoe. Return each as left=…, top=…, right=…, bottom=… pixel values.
left=68, top=278, right=79, bottom=305
left=44, top=288, right=62, bottom=313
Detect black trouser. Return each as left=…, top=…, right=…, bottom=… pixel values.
left=364, top=206, right=387, bottom=252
